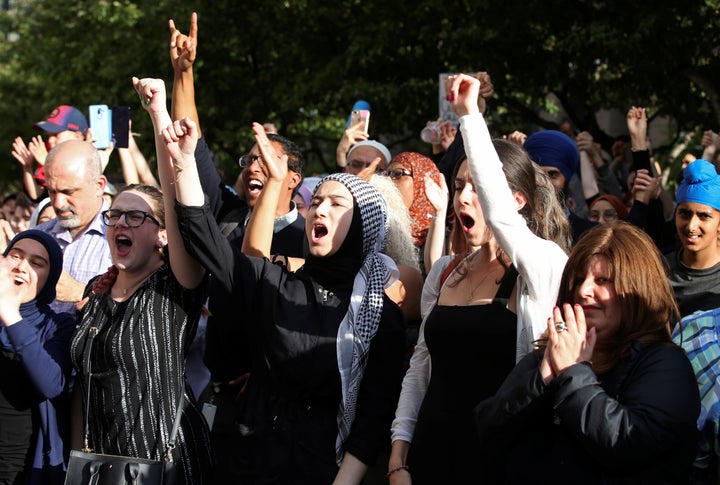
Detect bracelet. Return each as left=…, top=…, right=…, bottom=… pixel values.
left=385, top=465, right=409, bottom=478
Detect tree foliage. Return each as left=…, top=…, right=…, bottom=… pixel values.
left=0, top=0, right=719, bottom=190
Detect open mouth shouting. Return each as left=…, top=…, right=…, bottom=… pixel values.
left=247, top=178, right=265, bottom=196
left=115, top=234, right=133, bottom=257
left=311, top=222, right=329, bottom=244
left=459, top=211, right=476, bottom=233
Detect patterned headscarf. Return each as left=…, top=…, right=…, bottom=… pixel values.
left=390, top=152, right=442, bottom=247
left=311, top=172, right=398, bottom=465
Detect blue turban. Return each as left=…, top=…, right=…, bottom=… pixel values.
left=524, top=130, right=580, bottom=183
left=676, top=159, right=720, bottom=211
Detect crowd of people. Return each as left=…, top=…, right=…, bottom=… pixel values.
left=0, top=11, right=717, bottom=485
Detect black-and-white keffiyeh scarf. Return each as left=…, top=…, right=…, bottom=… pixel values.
left=312, top=173, right=397, bottom=465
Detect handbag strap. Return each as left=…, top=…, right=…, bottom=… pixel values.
left=81, top=326, right=98, bottom=453
left=80, top=324, right=186, bottom=462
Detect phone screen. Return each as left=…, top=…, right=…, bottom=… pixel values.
left=88, top=104, right=112, bottom=149
left=112, top=106, right=130, bottom=149
left=350, top=110, right=370, bottom=134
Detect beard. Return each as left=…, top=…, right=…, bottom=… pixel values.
left=55, top=207, right=81, bottom=229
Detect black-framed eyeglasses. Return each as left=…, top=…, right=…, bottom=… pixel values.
left=102, top=209, right=162, bottom=228
left=239, top=154, right=264, bottom=168
left=383, top=168, right=412, bottom=180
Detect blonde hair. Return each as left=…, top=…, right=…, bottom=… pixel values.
left=369, top=174, right=420, bottom=270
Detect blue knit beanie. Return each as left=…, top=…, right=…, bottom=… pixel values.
left=524, top=130, right=580, bottom=183
left=676, top=159, right=720, bottom=211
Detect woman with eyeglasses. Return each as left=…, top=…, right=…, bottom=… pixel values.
left=68, top=77, right=214, bottom=484
left=139, top=72, right=406, bottom=481
left=388, top=74, right=571, bottom=484
left=588, top=194, right=628, bottom=224
left=385, top=152, right=444, bottom=276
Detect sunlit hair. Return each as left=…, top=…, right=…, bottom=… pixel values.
left=494, top=139, right=571, bottom=254
left=369, top=174, right=420, bottom=270
left=448, top=140, right=571, bottom=284
left=555, top=222, right=677, bottom=372
left=115, top=184, right=165, bottom=227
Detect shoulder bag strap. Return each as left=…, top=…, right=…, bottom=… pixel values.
left=81, top=326, right=98, bottom=453
left=164, top=390, right=186, bottom=462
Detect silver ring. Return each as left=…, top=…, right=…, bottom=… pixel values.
left=555, top=321, right=568, bottom=333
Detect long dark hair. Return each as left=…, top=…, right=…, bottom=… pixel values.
left=447, top=140, right=571, bottom=284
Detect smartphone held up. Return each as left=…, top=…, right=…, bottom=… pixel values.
left=88, top=105, right=131, bottom=149
left=89, top=105, right=112, bottom=149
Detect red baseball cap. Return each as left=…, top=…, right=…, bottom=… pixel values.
left=34, top=105, right=88, bottom=134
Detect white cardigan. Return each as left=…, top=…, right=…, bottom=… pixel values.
left=391, top=112, right=568, bottom=444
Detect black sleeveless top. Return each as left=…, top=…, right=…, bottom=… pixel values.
left=408, top=266, right=518, bottom=484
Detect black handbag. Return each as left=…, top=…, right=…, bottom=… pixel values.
left=64, top=326, right=185, bottom=485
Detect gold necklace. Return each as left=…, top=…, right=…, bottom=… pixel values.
left=465, top=263, right=503, bottom=303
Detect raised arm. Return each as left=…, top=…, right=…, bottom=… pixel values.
left=11, top=136, right=41, bottom=201
left=133, top=77, right=205, bottom=289
left=422, top=173, right=448, bottom=273
left=240, top=123, right=289, bottom=258
left=169, top=12, right=201, bottom=136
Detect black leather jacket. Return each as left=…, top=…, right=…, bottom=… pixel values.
left=474, top=341, right=700, bottom=484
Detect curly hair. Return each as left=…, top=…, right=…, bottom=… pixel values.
left=368, top=174, right=420, bottom=270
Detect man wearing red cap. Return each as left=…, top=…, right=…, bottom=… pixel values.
left=34, top=105, right=88, bottom=149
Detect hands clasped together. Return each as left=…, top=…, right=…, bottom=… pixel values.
left=540, top=303, right=597, bottom=384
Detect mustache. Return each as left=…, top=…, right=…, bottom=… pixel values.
left=55, top=205, right=76, bottom=215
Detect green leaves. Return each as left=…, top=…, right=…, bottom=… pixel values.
left=1, top=0, right=720, bottom=190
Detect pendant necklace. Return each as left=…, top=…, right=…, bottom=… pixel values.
left=466, top=264, right=502, bottom=303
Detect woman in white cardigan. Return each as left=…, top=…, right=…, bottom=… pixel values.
left=388, top=74, right=571, bottom=484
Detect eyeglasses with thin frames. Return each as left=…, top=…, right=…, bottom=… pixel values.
left=383, top=168, right=412, bottom=180
left=102, top=209, right=163, bottom=228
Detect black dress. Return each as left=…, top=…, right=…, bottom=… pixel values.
left=176, top=202, right=407, bottom=484
left=407, top=268, right=518, bottom=484
left=70, top=265, right=214, bottom=484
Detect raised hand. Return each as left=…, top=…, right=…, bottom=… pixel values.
left=253, top=122, right=288, bottom=183
left=631, top=168, right=661, bottom=204
left=504, top=130, right=528, bottom=147
left=626, top=106, right=647, bottom=151
left=132, top=77, right=168, bottom=117
left=424, top=173, right=448, bottom=216
left=444, top=73, right=481, bottom=118
left=28, top=135, right=48, bottom=165
left=163, top=117, right=199, bottom=169
left=438, top=120, right=457, bottom=151
left=475, top=71, right=494, bottom=114
left=337, top=123, right=369, bottom=166
left=0, top=254, right=23, bottom=325
left=11, top=137, right=34, bottom=170
left=169, top=12, right=198, bottom=74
